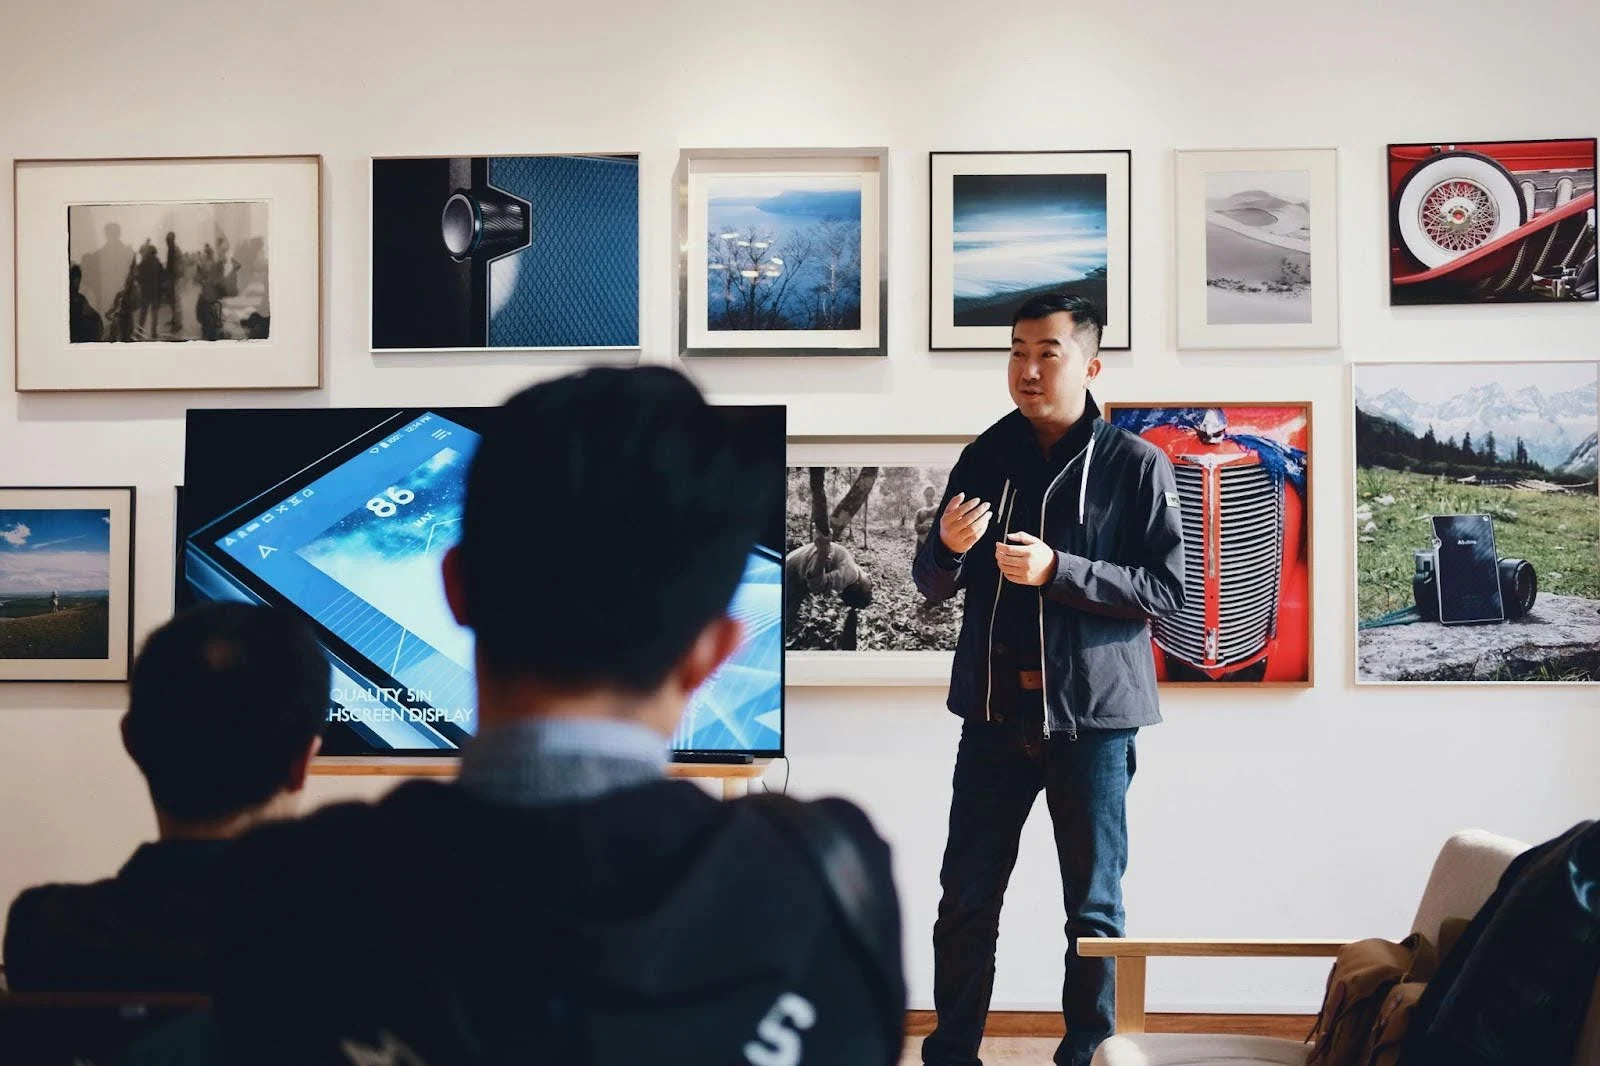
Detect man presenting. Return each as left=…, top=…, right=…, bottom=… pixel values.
left=913, top=294, right=1186, bottom=1066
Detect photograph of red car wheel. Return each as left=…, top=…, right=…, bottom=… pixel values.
left=1105, top=404, right=1312, bottom=686
left=1388, top=138, right=1597, bottom=305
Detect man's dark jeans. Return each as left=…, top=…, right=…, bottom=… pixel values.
left=923, top=696, right=1137, bottom=1066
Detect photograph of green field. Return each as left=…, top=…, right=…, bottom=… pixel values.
left=1354, top=361, right=1599, bottom=683
left=0, top=507, right=113, bottom=665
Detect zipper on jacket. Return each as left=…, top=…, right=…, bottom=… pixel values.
left=983, top=479, right=1014, bottom=722
left=1039, top=429, right=1096, bottom=741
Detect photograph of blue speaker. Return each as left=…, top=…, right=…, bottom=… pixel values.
left=370, top=154, right=639, bottom=351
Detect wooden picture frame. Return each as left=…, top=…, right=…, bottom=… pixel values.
left=1103, top=402, right=1315, bottom=688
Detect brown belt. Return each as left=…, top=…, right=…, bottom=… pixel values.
left=1019, top=670, right=1044, bottom=691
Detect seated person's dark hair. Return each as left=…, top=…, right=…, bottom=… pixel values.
left=4, top=604, right=329, bottom=994
left=459, top=365, right=776, bottom=690
left=123, top=603, right=329, bottom=822
left=1012, top=291, right=1104, bottom=358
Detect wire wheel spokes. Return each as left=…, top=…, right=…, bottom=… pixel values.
left=1419, top=179, right=1500, bottom=253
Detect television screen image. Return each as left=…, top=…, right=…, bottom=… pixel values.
left=179, top=405, right=785, bottom=757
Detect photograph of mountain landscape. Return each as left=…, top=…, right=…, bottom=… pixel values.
left=682, top=150, right=884, bottom=356
left=1354, top=361, right=1599, bottom=683
left=705, top=173, right=862, bottom=332
left=1205, top=170, right=1311, bottom=325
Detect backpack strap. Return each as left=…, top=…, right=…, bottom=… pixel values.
left=744, top=794, right=903, bottom=1063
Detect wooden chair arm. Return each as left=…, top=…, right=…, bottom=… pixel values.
left=1078, top=937, right=1352, bottom=959
left=1082, top=939, right=1348, bottom=1036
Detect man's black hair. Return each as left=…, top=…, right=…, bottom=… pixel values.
left=460, top=366, right=777, bottom=692
left=1011, top=292, right=1104, bottom=358
left=124, top=604, right=328, bottom=822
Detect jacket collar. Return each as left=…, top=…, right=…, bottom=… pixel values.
left=1008, top=391, right=1103, bottom=459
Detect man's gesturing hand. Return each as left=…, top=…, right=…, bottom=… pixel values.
left=996, top=532, right=1057, bottom=586
left=938, top=493, right=991, bottom=555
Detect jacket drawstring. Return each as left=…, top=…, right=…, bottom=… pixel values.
left=1077, top=432, right=1096, bottom=525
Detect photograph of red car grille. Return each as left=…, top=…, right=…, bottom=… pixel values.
left=1387, top=138, right=1597, bottom=305
left=1107, top=404, right=1312, bottom=686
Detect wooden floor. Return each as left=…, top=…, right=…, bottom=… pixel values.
left=899, top=1013, right=1313, bottom=1064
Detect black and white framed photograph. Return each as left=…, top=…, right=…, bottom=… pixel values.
left=1175, top=148, right=1339, bottom=349
left=676, top=148, right=886, bottom=357
left=14, top=156, right=321, bottom=391
left=785, top=436, right=970, bottom=685
left=930, top=150, right=1131, bottom=351
left=0, top=487, right=135, bottom=682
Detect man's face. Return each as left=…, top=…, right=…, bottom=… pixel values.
left=924, top=487, right=936, bottom=505
left=1008, top=312, right=1100, bottom=425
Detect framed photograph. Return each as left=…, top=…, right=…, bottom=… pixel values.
left=929, top=150, right=1130, bottom=351
left=0, top=487, right=135, bottom=682
left=677, top=148, right=886, bottom=357
left=1386, top=138, right=1597, bottom=305
left=1174, top=148, right=1340, bottom=349
left=785, top=436, right=970, bottom=685
left=14, top=156, right=321, bottom=391
left=1104, top=403, right=1314, bottom=686
left=1353, top=361, right=1599, bottom=683
left=370, top=154, right=640, bottom=351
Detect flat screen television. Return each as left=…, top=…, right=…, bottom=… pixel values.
left=178, top=405, right=785, bottom=758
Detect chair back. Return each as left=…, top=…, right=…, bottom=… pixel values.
left=1407, top=829, right=1524, bottom=948
left=1406, top=829, right=1600, bottom=1066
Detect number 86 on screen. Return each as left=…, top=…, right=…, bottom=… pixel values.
left=366, top=486, right=416, bottom=518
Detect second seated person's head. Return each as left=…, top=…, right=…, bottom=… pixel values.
left=443, top=367, right=775, bottom=735
left=122, top=603, right=329, bottom=837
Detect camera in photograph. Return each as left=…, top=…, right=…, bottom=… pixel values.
left=1412, top=550, right=1538, bottom=622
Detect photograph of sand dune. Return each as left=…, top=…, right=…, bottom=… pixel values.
left=1205, top=170, right=1312, bottom=325
left=0, top=487, right=134, bottom=682
left=1176, top=148, right=1339, bottom=349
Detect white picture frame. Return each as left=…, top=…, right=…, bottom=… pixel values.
left=1175, top=147, right=1340, bottom=350
left=930, top=150, right=1131, bottom=351
left=1350, top=360, right=1599, bottom=685
left=677, top=148, right=887, bottom=357
left=14, top=155, right=322, bottom=391
left=785, top=435, right=971, bottom=686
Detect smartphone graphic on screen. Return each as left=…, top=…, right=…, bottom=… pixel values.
left=185, top=411, right=481, bottom=753
left=182, top=407, right=786, bottom=757
left=1430, top=514, right=1504, bottom=625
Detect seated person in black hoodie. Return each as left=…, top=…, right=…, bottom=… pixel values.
left=3, top=604, right=328, bottom=993
left=213, top=367, right=907, bottom=1066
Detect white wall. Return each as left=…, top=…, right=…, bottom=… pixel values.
left=2, top=0, right=1597, bottom=1015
